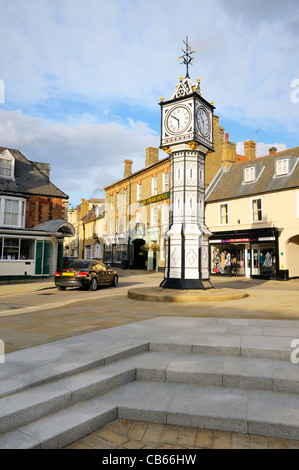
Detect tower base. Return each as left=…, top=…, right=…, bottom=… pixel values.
left=160, top=278, right=214, bottom=290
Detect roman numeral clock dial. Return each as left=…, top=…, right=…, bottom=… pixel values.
left=165, top=105, right=191, bottom=134
left=196, top=107, right=210, bottom=137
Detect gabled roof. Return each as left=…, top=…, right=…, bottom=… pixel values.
left=81, top=206, right=104, bottom=224
left=0, top=147, right=68, bottom=199
left=206, top=150, right=299, bottom=203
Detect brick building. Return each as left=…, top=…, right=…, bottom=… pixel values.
left=0, top=147, right=74, bottom=279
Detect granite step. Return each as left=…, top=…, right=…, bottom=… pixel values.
left=1, top=339, right=299, bottom=448
left=2, top=378, right=299, bottom=448
left=0, top=362, right=135, bottom=436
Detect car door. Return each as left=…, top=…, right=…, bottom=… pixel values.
left=95, top=261, right=109, bottom=285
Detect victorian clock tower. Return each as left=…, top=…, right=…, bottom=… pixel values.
left=160, top=36, right=214, bottom=290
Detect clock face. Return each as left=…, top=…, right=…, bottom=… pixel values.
left=196, top=107, right=210, bottom=137
left=165, top=105, right=192, bottom=135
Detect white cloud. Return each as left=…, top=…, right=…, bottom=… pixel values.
left=0, top=109, right=161, bottom=205
left=0, top=0, right=298, bottom=206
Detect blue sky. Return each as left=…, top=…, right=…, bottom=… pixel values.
left=0, top=0, right=298, bottom=206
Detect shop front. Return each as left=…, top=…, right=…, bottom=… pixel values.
left=209, top=228, right=279, bottom=279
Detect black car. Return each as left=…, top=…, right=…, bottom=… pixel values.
left=55, top=259, right=118, bottom=291
left=63, top=256, right=78, bottom=268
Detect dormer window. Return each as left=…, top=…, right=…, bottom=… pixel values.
left=244, top=166, right=255, bottom=182
left=243, top=164, right=265, bottom=184
left=0, top=150, right=15, bottom=180
left=276, top=158, right=289, bottom=176
left=274, top=156, right=298, bottom=178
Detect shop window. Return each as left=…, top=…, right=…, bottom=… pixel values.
left=2, top=238, right=19, bottom=260
left=0, top=238, right=35, bottom=260
left=20, top=239, right=35, bottom=260
left=219, top=203, right=229, bottom=225
left=251, top=198, right=263, bottom=222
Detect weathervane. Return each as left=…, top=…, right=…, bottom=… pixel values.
left=178, top=35, right=197, bottom=78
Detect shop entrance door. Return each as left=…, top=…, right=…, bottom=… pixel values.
left=245, top=244, right=251, bottom=277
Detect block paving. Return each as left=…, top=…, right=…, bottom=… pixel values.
left=66, top=419, right=299, bottom=449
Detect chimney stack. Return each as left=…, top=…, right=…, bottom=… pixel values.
left=269, top=147, right=277, bottom=155
left=222, top=137, right=237, bottom=169
left=244, top=140, right=256, bottom=161
left=145, top=147, right=159, bottom=167
left=123, top=160, right=133, bottom=178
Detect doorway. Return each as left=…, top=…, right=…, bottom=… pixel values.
left=132, top=239, right=146, bottom=269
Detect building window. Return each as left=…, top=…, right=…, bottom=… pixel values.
left=116, top=192, right=120, bottom=208
left=0, top=237, right=35, bottom=260
left=0, top=150, right=15, bottom=179
left=276, top=158, right=289, bottom=176
left=219, top=203, right=229, bottom=225
left=244, top=166, right=256, bottom=182
left=0, top=158, right=13, bottom=178
left=251, top=198, right=263, bottom=222
left=161, top=203, right=169, bottom=225
left=123, top=189, right=128, bottom=206
left=163, top=172, right=169, bottom=192
left=151, top=205, right=158, bottom=227
left=137, top=182, right=142, bottom=201
left=152, top=176, right=157, bottom=195
left=0, top=197, right=26, bottom=228
left=85, top=245, right=92, bottom=259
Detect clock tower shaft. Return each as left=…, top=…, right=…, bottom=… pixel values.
left=160, top=145, right=211, bottom=289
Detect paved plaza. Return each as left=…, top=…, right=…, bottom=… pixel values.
left=1, top=270, right=299, bottom=449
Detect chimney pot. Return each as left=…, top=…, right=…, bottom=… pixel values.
left=269, top=147, right=277, bottom=155
left=225, top=133, right=229, bottom=142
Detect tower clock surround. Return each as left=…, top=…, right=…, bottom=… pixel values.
left=159, top=37, right=215, bottom=290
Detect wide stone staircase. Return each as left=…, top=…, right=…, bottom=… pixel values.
left=1, top=332, right=299, bottom=449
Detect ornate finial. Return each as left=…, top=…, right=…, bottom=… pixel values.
left=160, top=97, right=164, bottom=102
left=178, top=35, right=197, bottom=78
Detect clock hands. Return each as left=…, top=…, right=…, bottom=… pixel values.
left=170, top=113, right=181, bottom=131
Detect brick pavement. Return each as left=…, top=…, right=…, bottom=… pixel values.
left=65, top=419, right=299, bottom=449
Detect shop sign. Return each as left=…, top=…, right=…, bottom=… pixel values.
left=140, top=192, right=170, bottom=206
left=221, top=238, right=258, bottom=243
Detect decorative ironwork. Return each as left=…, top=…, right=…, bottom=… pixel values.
left=178, top=36, right=197, bottom=78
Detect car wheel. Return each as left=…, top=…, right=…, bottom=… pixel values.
left=57, top=286, right=66, bottom=291
left=89, top=277, right=98, bottom=291
left=112, top=275, right=118, bottom=287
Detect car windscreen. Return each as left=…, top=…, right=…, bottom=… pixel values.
left=66, top=261, right=91, bottom=269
